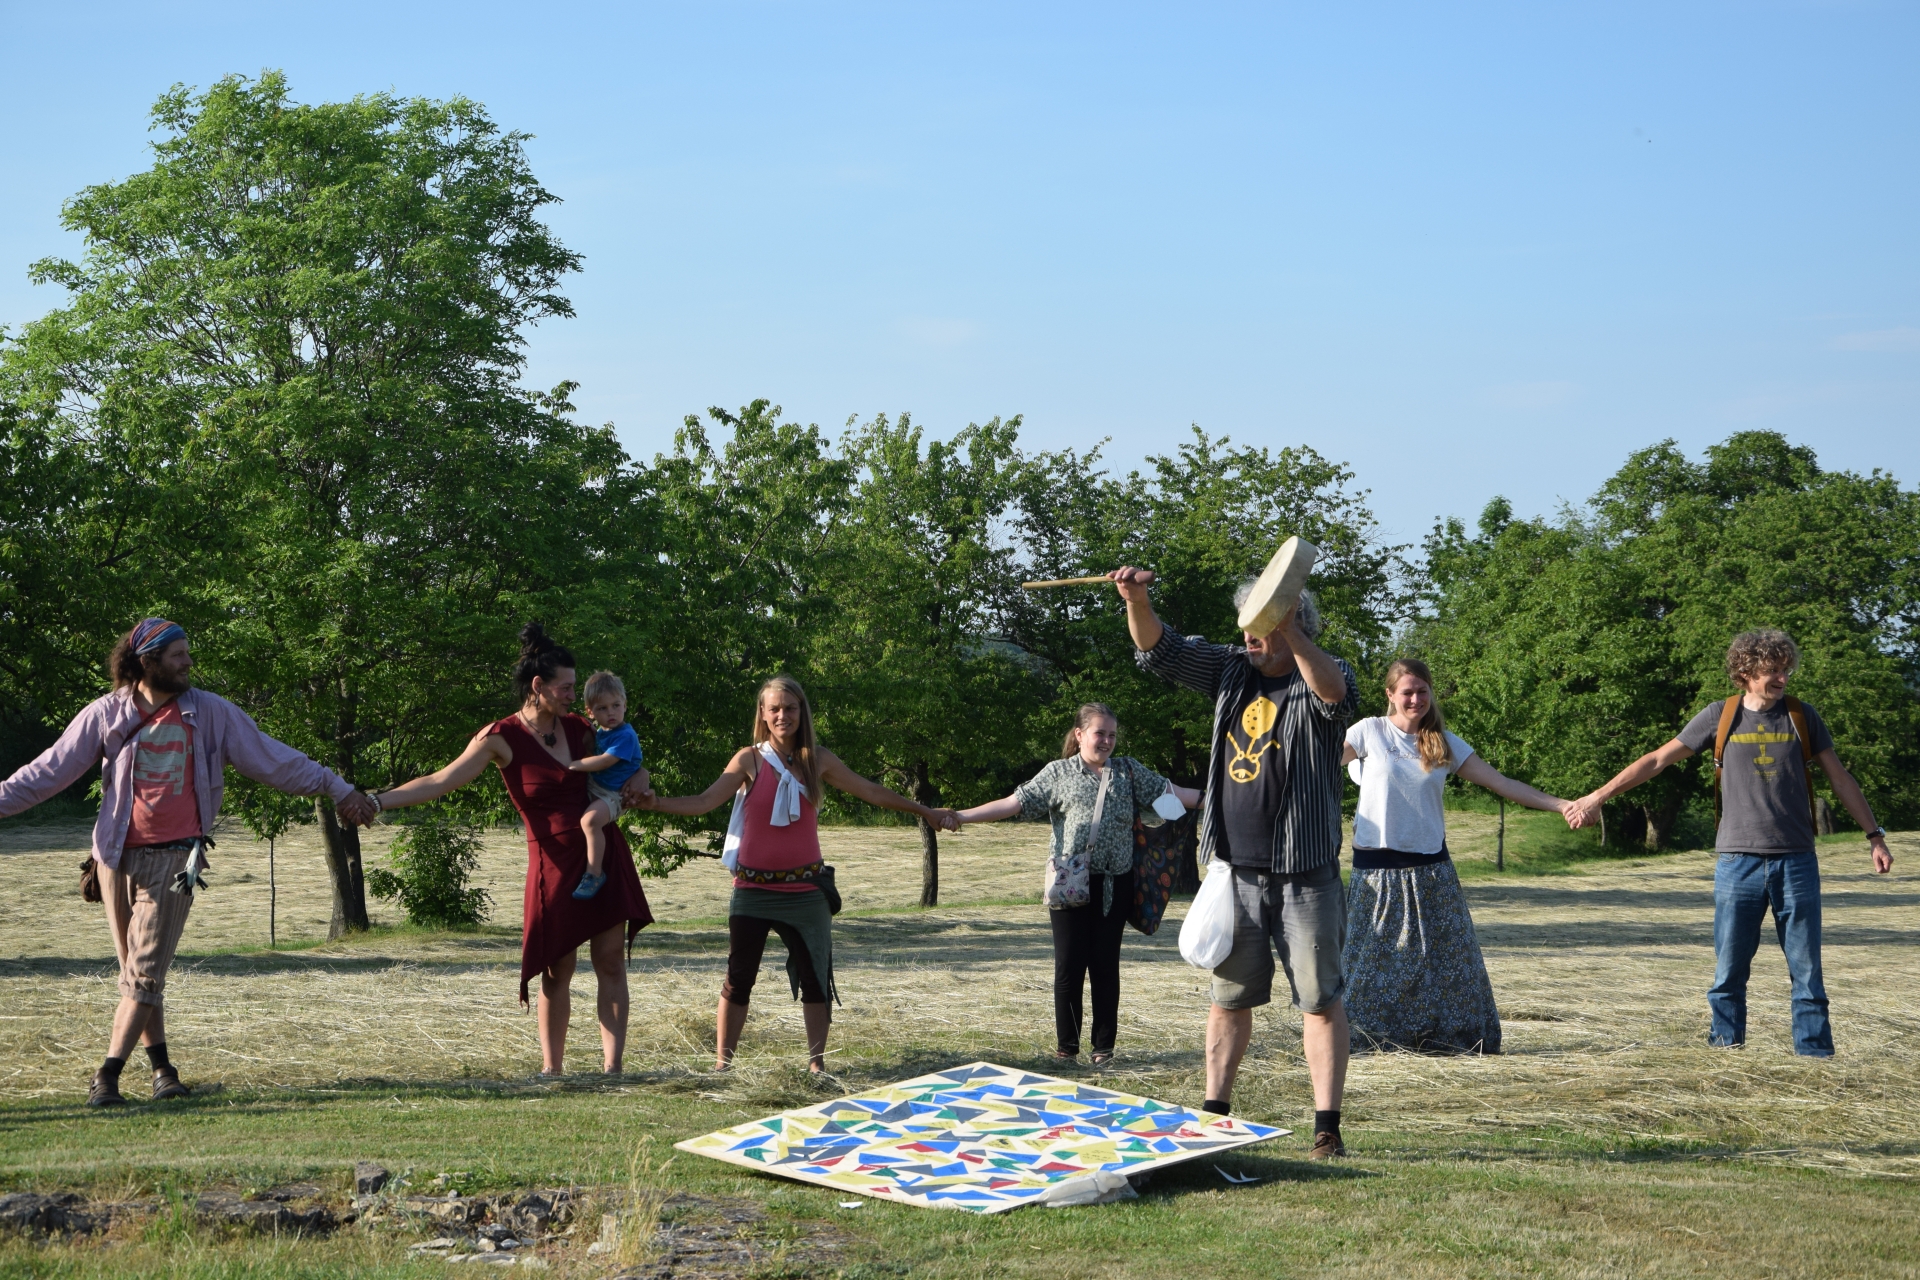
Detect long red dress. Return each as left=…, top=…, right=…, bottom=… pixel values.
left=489, top=714, right=653, bottom=1005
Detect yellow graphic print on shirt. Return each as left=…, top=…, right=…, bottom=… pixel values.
left=1228, top=696, right=1280, bottom=784
left=1729, top=728, right=1794, bottom=778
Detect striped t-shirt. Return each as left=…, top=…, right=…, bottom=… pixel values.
left=1137, top=628, right=1358, bottom=876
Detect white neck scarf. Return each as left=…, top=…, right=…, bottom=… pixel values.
left=722, top=742, right=805, bottom=871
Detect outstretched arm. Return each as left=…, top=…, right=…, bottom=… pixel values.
left=0, top=710, right=106, bottom=818
left=569, top=752, right=620, bottom=773
left=1568, top=739, right=1695, bottom=829
left=1456, top=755, right=1570, bottom=815
left=641, top=749, right=753, bottom=817
left=1815, top=748, right=1893, bottom=874
left=818, top=748, right=959, bottom=831
left=376, top=729, right=509, bottom=812
left=957, top=795, right=1022, bottom=824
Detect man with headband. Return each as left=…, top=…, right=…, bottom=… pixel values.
left=0, top=619, right=378, bottom=1106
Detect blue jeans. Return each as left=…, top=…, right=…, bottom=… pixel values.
left=1709, top=852, right=1831, bottom=1056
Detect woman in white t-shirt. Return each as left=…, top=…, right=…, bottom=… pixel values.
left=1340, top=658, right=1573, bottom=1054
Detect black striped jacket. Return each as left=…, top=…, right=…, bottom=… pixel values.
left=1136, top=627, right=1359, bottom=875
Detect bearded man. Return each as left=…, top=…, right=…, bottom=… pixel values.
left=0, top=619, right=377, bottom=1105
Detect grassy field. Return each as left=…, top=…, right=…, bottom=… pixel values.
left=0, top=809, right=1915, bottom=1278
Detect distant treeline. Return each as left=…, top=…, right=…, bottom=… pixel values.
left=4, top=76, right=1916, bottom=924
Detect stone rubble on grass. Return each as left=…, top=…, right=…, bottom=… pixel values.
left=0, top=1189, right=337, bottom=1239
left=354, top=1162, right=392, bottom=1195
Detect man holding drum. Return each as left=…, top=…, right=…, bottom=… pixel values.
left=1111, top=552, right=1359, bottom=1159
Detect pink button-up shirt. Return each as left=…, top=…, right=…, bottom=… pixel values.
left=0, top=687, right=353, bottom=869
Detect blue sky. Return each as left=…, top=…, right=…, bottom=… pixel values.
left=3, top=1, right=1915, bottom=548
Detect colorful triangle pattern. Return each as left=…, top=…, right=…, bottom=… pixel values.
left=675, top=1061, right=1286, bottom=1214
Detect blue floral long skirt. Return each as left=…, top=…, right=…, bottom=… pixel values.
left=1343, top=859, right=1501, bottom=1055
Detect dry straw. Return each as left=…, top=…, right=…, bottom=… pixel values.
left=0, top=816, right=1913, bottom=1178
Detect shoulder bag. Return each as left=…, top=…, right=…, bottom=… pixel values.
left=1124, top=759, right=1185, bottom=935
left=1042, top=764, right=1108, bottom=909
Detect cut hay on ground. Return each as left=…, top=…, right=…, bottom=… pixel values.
left=0, top=815, right=1915, bottom=1179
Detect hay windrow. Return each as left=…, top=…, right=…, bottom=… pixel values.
left=1, top=816, right=1914, bottom=1176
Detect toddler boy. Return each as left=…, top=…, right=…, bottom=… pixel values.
left=568, top=671, right=644, bottom=900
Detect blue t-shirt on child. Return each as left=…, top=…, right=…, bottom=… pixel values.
left=593, top=723, right=644, bottom=791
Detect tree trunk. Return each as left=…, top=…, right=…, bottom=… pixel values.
left=1618, top=805, right=1648, bottom=847
left=1644, top=793, right=1685, bottom=851
left=914, top=761, right=939, bottom=908
left=320, top=685, right=368, bottom=937
left=1815, top=795, right=1835, bottom=836
left=317, top=796, right=370, bottom=937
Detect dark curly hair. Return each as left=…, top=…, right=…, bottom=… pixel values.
left=513, top=622, right=576, bottom=704
left=1726, top=629, right=1800, bottom=685
left=108, top=636, right=148, bottom=690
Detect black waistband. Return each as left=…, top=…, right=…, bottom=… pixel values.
left=124, top=836, right=211, bottom=854
left=1350, top=844, right=1448, bottom=870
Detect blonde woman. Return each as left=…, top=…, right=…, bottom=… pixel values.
left=639, top=676, right=957, bottom=1074
left=1341, top=658, right=1573, bottom=1054
left=956, top=704, right=1201, bottom=1065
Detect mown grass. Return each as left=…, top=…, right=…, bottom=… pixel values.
left=1, top=818, right=1916, bottom=1277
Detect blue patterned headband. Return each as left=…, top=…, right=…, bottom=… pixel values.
left=129, top=618, right=186, bottom=656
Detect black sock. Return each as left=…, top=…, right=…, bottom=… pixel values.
left=146, top=1043, right=173, bottom=1073
left=1201, top=1098, right=1230, bottom=1116
left=1314, top=1109, right=1341, bottom=1136
left=99, top=1056, right=125, bottom=1080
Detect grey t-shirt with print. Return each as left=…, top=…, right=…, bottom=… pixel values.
left=1677, top=697, right=1833, bottom=855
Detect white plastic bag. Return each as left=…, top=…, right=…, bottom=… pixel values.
left=1178, top=861, right=1237, bottom=970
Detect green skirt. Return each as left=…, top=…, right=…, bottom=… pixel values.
left=729, top=886, right=839, bottom=1005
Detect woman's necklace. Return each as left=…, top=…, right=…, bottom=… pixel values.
left=521, top=709, right=558, bottom=748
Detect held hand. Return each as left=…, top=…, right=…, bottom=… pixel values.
left=1109, top=566, right=1155, bottom=604
left=1871, top=837, right=1893, bottom=874
left=1563, top=796, right=1601, bottom=830
left=620, top=768, right=655, bottom=809
left=337, top=790, right=378, bottom=827
left=927, top=808, right=961, bottom=833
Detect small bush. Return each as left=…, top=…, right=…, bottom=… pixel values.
left=367, top=812, right=490, bottom=928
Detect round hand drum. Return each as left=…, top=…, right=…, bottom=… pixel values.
left=1236, top=536, right=1319, bottom=637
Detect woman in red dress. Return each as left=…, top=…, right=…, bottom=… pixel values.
left=374, top=624, right=653, bottom=1075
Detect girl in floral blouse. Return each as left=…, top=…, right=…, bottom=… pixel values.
left=958, top=704, right=1201, bottom=1065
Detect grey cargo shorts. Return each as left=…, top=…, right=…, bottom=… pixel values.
left=1210, top=862, right=1347, bottom=1013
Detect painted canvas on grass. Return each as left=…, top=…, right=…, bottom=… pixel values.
left=675, top=1061, right=1287, bottom=1213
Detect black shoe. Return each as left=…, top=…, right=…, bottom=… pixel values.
left=152, top=1067, right=189, bottom=1101
left=87, top=1071, right=125, bottom=1108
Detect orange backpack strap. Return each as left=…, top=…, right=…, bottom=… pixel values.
left=1784, top=695, right=1819, bottom=831
left=1712, top=696, right=1740, bottom=830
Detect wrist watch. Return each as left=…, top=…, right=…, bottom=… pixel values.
left=1865, top=827, right=1885, bottom=842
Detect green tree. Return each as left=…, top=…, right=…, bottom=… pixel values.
left=1418, top=432, right=1920, bottom=846
left=5, top=74, right=624, bottom=933
left=606, top=401, right=855, bottom=866
left=1003, top=429, right=1410, bottom=883
left=1008, top=429, right=1408, bottom=768
left=366, top=810, right=491, bottom=928
left=818, top=413, right=1042, bottom=905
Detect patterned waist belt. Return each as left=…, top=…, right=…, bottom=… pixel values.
left=735, top=861, right=826, bottom=887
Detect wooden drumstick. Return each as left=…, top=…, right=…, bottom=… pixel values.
left=1021, top=575, right=1114, bottom=589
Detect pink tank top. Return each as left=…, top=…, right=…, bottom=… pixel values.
left=733, top=759, right=822, bottom=892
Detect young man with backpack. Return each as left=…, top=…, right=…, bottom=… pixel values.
left=1569, top=629, right=1892, bottom=1056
